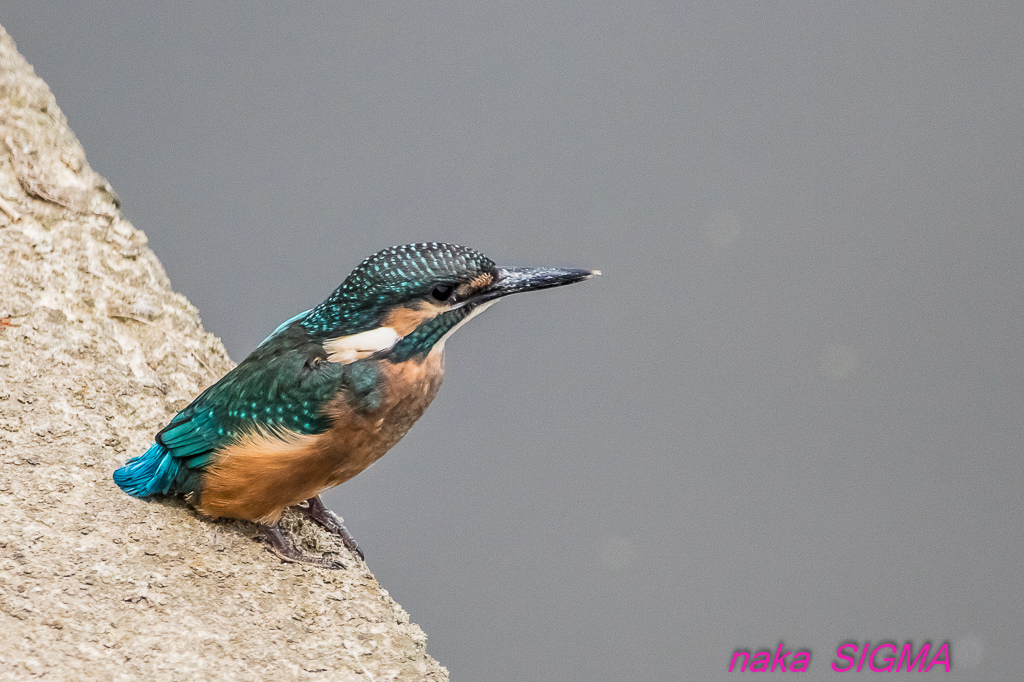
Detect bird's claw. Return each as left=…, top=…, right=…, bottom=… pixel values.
left=260, top=523, right=345, bottom=570
left=297, top=496, right=365, bottom=561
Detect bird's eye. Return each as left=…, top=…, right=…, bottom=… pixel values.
left=431, top=284, right=455, bottom=302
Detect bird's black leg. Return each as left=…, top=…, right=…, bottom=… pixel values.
left=296, top=496, right=364, bottom=560
left=259, top=523, right=345, bottom=570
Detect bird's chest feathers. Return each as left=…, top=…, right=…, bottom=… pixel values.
left=198, top=350, right=445, bottom=523
left=320, top=349, right=445, bottom=484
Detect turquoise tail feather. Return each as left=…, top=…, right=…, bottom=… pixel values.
left=113, top=443, right=180, bottom=497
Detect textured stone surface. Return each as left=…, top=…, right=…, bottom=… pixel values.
left=0, top=24, right=447, bottom=681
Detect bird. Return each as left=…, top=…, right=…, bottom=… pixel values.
left=114, top=242, right=598, bottom=568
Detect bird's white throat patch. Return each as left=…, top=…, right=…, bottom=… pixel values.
left=324, top=300, right=498, bottom=364
left=435, top=299, right=497, bottom=351
left=324, top=326, right=400, bottom=364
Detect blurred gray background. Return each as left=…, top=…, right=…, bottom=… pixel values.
left=5, top=2, right=1023, bottom=679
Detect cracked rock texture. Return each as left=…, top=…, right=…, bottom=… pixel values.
left=0, top=24, right=447, bottom=681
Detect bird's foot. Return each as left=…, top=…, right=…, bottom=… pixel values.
left=296, top=496, right=365, bottom=561
left=260, top=523, right=345, bottom=570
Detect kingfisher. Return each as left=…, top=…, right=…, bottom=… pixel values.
left=114, top=242, right=598, bottom=568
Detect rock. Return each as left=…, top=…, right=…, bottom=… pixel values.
left=0, top=23, right=447, bottom=681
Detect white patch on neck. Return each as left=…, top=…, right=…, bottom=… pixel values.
left=433, top=299, right=498, bottom=353
left=324, top=326, right=400, bottom=364
left=325, top=300, right=497, bottom=363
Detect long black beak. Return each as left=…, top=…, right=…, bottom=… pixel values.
left=475, top=266, right=600, bottom=303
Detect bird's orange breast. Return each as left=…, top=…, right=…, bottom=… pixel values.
left=197, top=350, right=445, bottom=524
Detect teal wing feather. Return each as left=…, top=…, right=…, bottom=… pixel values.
left=113, top=322, right=345, bottom=498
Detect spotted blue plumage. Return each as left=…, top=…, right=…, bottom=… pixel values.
left=113, top=243, right=496, bottom=501
left=302, top=242, right=496, bottom=336
left=114, top=323, right=352, bottom=499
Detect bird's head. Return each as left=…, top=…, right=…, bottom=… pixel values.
left=302, top=242, right=598, bottom=362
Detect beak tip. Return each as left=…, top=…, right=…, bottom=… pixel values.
left=590, top=269, right=602, bottom=277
